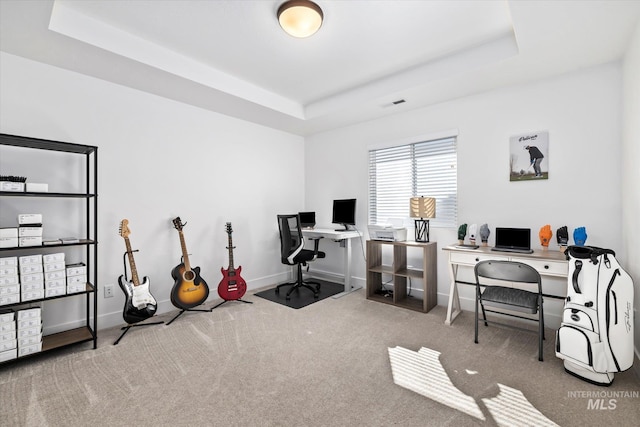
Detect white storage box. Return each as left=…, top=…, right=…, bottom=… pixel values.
left=0, top=181, right=24, bottom=192
left=0, top=238, right=18, bottom=249
left=44, top=262, right=65, bottom=273
left=0, top=321, right=16, bottom=333
left=22, top=282, right=44, bottom=292
left=0, top=284, right=20, bottom=295
left=17, top=317, right=41, bottom=330
left=21, top=289, right=45, bottom=302
left=0, top=310, right=15, bottom=324
left=0, top=340, right=17, bottom=353
left=45, top=287, right=66, bottom=298
left=17, top=325, right=42, bottom=338
left=42, top=253, right=65, bottom=263
left=18, top=227, right=43, bottom=237
left=19, top=263, right=43, bottom=275
left=18, top=334, right=42, bottom=348
left=45, top=279, right=65, bottom=289
left=0, top=265, right=18, bottom=276
left=18, top=214, right=42, bottom=225
left=17, top=307, right=41, bottom=320
left=18, top=237, right=42, bottom=247
left=0, top=276, right=19, bottom=286
left=19, top=254, right=42, bottom=265
left=67, top=283, right=86, bottom=294
left=0, top=228, right=18, bottom=238
left=21, top=272, right=44, bottom=285
left=0, top=294, right=20, bottom=306
left=18, top=342, right=42, bottom=357
left=25, top=183, right=48, bottom=192
left=44, top=270, right=65, bottom=281
left=66, top=263, right=86, bottom=276
left=67, top=274, right=87, bottom=285
left=0, top=330, right=17, bottom=344
left=0, top=257, right=18, bottom=267
left=0, top=348, right=17, bottom=362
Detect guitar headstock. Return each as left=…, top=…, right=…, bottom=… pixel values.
left=119, top=219, right=131, bottom=239
left=225, top=222, right=233, bottom=235
left=173, top=217, right=185, bottom=231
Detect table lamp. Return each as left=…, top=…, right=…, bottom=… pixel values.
left=410, top=197, right=436, bottom=242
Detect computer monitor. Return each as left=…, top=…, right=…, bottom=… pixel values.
left=332, top=199, right=356, bottom=231
left=298, top=212, right=316, bottom=229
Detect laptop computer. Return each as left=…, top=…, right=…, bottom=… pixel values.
left=298, top=212, right=316, bottom=229
left=491, top=227, right=534, bottom=254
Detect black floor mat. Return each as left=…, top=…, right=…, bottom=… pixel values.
left=254, top=280, right=344, bottom=309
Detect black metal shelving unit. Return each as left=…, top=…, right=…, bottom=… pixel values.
left=0, top=133, right=98, bottom=363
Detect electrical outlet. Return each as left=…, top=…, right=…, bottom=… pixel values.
left=104, top=284, right=114, bottom=298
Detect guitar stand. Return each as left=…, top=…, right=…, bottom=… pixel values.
left=113, top=250, right=164, bottom=345
left=165, top=306, right=211, bottom=325
left=210, top=298, right=253, bottom=311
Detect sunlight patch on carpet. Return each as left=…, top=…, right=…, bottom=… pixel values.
left=388, top=346, right=485, bottom=420
left=388, top=346, right=558, bottom=426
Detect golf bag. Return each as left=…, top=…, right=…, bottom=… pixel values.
left=555, top=246, right=634, bottom=386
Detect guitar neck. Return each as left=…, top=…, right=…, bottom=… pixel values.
left=227, top=233, right=235, bottom=271
left=123, top=237, right=141, bottom=286
left=179, top=230, right=192, bottom=271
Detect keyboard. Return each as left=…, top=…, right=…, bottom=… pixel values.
left=491, top=247, right=534, bottom=254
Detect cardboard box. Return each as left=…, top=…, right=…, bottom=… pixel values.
left=18, top=214, right=42, bottom=225
left=18, top=237, right=42, bottom=247
left=0, top=228, right=18, bottom=238
left=0, top=238, right=18, bottom=249
left=25, top=183, right=48, bottom=192
left=18, top=226, right=43, bottom=237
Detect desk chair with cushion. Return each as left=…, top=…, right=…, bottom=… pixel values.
left=474, top=260, right=545, bottom=361
left=276, top=214, right=325, bottom=300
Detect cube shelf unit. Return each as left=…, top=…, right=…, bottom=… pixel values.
left=366, top=240, right=437, bottom=312
left=0, top=133, right=98, bottom=364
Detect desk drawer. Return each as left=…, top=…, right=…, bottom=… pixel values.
left=517, top=258, right=568, bottom=277
left=449, top=252, right=509, bottom=266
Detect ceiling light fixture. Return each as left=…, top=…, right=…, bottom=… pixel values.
left=277, top=0, right=323, bottom=38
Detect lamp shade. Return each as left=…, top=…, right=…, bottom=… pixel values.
left=277, top=0, right=323, bottom=38
left=410, top=197, right=436, bottom=219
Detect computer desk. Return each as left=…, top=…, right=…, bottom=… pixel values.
left=442, top=244, right=569, bottom=325
left=301, top=228, right=362, bottom=298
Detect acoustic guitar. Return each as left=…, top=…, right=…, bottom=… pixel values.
left=118, top=219, right=158, bottom=324
left=170, top=217, right=209, bottom=309
left=218, top=222, right=247, bottom=301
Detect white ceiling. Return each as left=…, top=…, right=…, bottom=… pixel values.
left=1, top=0, right=639, bottom=136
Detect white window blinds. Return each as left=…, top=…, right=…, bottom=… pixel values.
left=368, top=136, right=457, bottom=227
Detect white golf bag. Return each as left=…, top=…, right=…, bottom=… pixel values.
left=555, top=246, right=635, bottom=385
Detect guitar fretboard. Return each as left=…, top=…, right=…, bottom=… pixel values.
left=124, top=237, right=140, bottom=287
left=179, top=230, right=192, bottom=271
left=227, top=232, right=235, bottom=272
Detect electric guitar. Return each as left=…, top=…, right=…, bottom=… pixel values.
left=170, top=217, right=209, bottom=309
left=118, top=219, right=157, bottom=324
left=218, top=222, right=247, bottom=301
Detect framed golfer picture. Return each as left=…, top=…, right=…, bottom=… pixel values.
left=509, top=130, right=549, bottom=181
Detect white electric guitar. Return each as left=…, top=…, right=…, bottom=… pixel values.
left=118, top=219, right=157, bottom=324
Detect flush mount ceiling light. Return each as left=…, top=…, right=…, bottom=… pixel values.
left=277, top=0, right=323, bottom=38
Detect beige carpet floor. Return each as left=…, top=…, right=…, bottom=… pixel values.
left=1, top=287, right=638, bottom=426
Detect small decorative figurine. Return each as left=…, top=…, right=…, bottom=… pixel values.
left=479, top=224, right=490, bottom=246
left=457, top=223, right=467, bottom=245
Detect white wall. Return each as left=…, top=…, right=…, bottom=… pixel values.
left=622, top=21, right=640, bottom=372
left=305, top=63, right=623, bottom=329
left=0, top=52, right=304, bottom=331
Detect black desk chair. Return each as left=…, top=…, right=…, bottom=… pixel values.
left=474, top=260, right=545, bottom=361
left=276, top=214, right=325, bottom=300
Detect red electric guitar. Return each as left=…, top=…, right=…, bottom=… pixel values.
left=217, top=222, right=247, bottom=301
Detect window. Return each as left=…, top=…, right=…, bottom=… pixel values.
left=368, top=135, right=457, bottom=227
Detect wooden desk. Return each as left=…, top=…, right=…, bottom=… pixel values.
left=442, top=244, right=568, bottom=325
